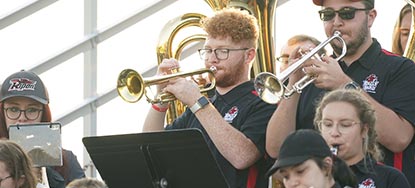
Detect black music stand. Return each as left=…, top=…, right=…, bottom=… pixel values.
left=82, top=128, right=229, bottom=188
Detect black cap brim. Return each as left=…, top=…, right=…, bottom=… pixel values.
left=266, top=155, right=309, bottom=177
left=1, top=95, right=48, bottom=105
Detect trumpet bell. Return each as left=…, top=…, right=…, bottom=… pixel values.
left=117, top=67, right=216, bottom=104
left=117, top=69, right=144, bottom=103
left=254, top=72, right=284, bottom=104
left=254, top=31, right=347, bottom=105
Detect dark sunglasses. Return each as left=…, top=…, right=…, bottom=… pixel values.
left=318, top=7, right=371, bottom=21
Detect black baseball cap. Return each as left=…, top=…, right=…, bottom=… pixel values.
left=0, top=70, right=49, bottom=104
left=313, top=0, right=374, bottom=8
left=266, top=129, right=332, bottom=177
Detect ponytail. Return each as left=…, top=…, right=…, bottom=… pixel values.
left=332, top=155, right=357, bottom=188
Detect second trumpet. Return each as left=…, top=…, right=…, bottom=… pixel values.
left=254, top=31, right=347, bottom=104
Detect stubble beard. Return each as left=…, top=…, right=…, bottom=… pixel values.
left=332, top=19, right=369, bottom=57
left=215, top=61, right=246, bottom=88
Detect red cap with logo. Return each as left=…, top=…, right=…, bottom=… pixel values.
left=313, top=0, right=374, bottom=7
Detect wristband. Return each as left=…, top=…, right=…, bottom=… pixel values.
left=190, top=96, right=210, bottom=113
left=152, top=104, right=168, bottom=112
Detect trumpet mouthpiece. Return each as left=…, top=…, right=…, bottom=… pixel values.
left=210, top=66, right=217, bottom=73
left=330, top=145, right=339, bottom=155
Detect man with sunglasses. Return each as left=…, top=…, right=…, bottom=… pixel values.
left=143, top=8, right=276, bottom=188
left=266, top=0, right=415, bottom=187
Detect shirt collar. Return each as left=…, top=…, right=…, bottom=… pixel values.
left=350, top=155, right=377, bottom=175
left=336, top=38, right=380, bottom=71
left=211, top=81, right=253, bottom=103
left=356, top=38, right=380, bottom=70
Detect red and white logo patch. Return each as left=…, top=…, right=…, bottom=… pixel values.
left=359, top=178, right=375, bottom=188
left=362, top=74, right=379, bottom=93
left=8, top=78, right=37, bottom=91
left=224, top=106, right=238, bottom=123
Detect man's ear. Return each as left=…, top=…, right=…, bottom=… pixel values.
left=367, top=9, right=377, bottom=28
left=246, top=48, right=256, bottom=63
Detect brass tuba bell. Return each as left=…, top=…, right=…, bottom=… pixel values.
left=155, top=12, right=208, bottom=124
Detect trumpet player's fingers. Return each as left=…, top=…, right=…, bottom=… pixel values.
left=158, top=58, right=180, bottom=75
left=302, top=67, right=307, bottom=74
left=305, top=54, right=325, bottom=66
left=300, top=58, right=320, bottom=74
left=287, top=46, right=313, bottom=68
left=164, top=78, right=200, bottom=105
left=319, top=55, right=338, bottom=65
left=288, top=46, right=303, bottom=60
left=307, top=58, right=350, bottom=90
left=301, top=65, right=316, bottom=75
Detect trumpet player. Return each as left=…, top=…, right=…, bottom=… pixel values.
left=143, top=8, right=276, bottom=188
left=266, top=0, right=415, bottom=187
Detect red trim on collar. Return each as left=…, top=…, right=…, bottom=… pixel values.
left=394, top=152, right=403, bottom=171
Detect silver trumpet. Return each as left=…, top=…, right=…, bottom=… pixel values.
left=254, top=31, right=347, bottom=104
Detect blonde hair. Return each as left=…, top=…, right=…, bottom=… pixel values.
left=314, top=89, right=382, bottom=161
left=392, top=3, right=412, bottom=55
left=66, top=177, right=108, bottom=188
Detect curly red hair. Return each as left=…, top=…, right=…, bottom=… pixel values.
left=201, top=8, right=259, bottom=47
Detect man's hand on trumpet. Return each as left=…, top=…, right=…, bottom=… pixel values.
left=153, top=58, right=181, bottom=107
left=157, top=58, right=181, bottom=76
left=163, top=77, right=202, bottom=107
left=157, top=58, right=205, bottom=107
left=285, top=45, right=316, bottom=88
left=302, top=55, right=351, bottom=90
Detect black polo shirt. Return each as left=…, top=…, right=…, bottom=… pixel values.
left=350, top=156, right=410, bottom=187
left=166, top=81, right=276, bottom=188
left=296, top=38, right=415, bottom=187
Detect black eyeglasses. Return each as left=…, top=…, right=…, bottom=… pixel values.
left=318, top=7, right=371, bottom=21
left=4, top=107, right=43, bottom=120
left=0, top=175, right=12, bottom=185
left=198, top=48, right=249, bottom=60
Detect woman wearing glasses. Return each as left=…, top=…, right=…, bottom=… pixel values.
left=0, top=139, right=37, bottom=188
left=0, top=70, right=85, bottom=188
left=314, top=89, right=410, bottom=188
